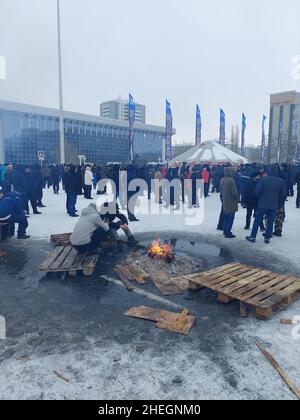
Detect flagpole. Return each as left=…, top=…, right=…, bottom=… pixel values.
left=57, top=0, right=65, bottom=164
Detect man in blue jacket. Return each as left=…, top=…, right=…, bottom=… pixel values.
left=246, top=165, right=287, bottom=244
left=0, top=189, right=30, bottom=239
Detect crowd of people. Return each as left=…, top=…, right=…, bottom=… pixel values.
left=0, top=161, right=300, bottom=249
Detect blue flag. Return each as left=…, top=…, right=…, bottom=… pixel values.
left=128, top=93, right=136, bottom=162
left=241, top=113, right=246, bottom=157
left=165, top=100, right=173, bottom=161
left=195, top=105, right=202, bottom=146
left=219, top=109, right=226, bottom=146
left=261, top=115, right=267, bottom=162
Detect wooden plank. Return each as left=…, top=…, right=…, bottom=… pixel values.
left=244, top=277, right=295, bottom=304
left=114, top=268, right=134, bottom=291
left=71, top=252, right=87, bottom=268
left=256, top=342, right=300, bottom=400
left=200, top=263, right=243, bottom=276
left=117, top=264, right=148, bottom=285
left=194, top=266, right=252, bottom=288
left=116, top=265, right=136, bottom=282
left=82, top=255, right=99, bottom=276
left=60, top=248, right=78, bottom=270
left=150, top=271, right=183, bottom=296
left=219, top=270, right=273, bottom=295
left=232, top=274, right=284, bottom=300
left=126, top=263, right=150, bottom=280
left=49, top=246, right=73, bottom=270
left=156, top=309, right=196, bottom=336
left=125, top=306, right=173, bottom=322
left=125, top=306, right=196, bottom=335
left=247, top=279, right=295, bottom=305
left=171, top=276, right=203, bottom=291
left=207, top=269, right=264, bottom=294
left=39, top=247, right=65, bottom=270
left=82, top=255, right=98, bottom=269
left=258, top=283, right=300, bottom=309
left=191, top=268, right=256, bottom=292
left=281, top=319, right=293, bottom=325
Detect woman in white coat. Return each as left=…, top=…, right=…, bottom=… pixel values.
left=84, top=166, right=93, bottom=199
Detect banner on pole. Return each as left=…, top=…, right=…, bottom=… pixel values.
left=129, top=93, right=135, bottom=162
left=261, top=115, right=267, bottom=162
left=195, top=104, right=202, bottom=146
left=219, top=109, right=226, bottom=146
left=241, top=113, right=246, bottom=157
left=165, top=100, right=173, bottom=161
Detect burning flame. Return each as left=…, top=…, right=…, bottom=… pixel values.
left=148, top=240, right=174, bottom=262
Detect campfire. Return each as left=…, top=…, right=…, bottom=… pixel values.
left=148, top=240, right=175, bottom=263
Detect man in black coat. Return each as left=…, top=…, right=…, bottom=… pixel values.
left=64, top=165, right=79, bottom=217
left=23, top=166, right=41, bottom=215
left=243, top=171, right=264, bottom=231
left=51, top=165, right=61, bottom=195
left=246, top=166, right=287, bottom=244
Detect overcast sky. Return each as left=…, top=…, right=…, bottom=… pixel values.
left=0, top=0, right=300, bottom=145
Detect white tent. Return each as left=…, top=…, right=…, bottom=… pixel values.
left=170, top=140, right=248, bottom=165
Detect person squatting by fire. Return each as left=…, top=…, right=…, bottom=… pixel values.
left=70, top=201, right=137, bottom=255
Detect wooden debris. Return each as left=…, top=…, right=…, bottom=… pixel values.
left=171, top=275, right=203, bottom=291
left=16, top=356, right=31, bottom=361
left=114, top=267, right=134, bottom=291
left=150, top=271, right=183, bottom=296
left=157, top=309, right=196, bottom=335
left=280, top=319, right=293, bottom=325
left=256, top=342, right=300, bottom=400
left=53, top=370, right=70, bottom=383
left=125, top=306, right=196, bottom=335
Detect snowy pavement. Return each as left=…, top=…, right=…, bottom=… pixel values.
left=0, top=187, right=300, bottom=400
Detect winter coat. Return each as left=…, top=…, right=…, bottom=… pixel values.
left=0, top=197, right=14, bottom=220
left=84, top=168, right=93, bottom=186
left=70, top=204, right=109, bottom=246
left=243, top=179, right=259, bottom=209
left=219, top=167, right=239, bottom=214
left=201, top=169, right=210, bottom=184
left=64, top=172, right=78, bottom=195
left=255, top=176, right=287, bottom=210
left=6, top=192, right=25, bottom=215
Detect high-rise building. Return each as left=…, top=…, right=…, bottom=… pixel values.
left=0, top=100, right=168, bottom=164
left=268, top=91, right=300, bottom=162
left=100, top=98, right=146, bottom=124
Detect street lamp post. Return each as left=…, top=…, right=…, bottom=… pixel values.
left=57, top=0, right=65, bottom=164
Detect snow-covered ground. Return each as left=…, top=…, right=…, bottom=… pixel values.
left=1, top=186, right=300, bottom=400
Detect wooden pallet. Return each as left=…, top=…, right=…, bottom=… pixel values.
left=39, top=246, right=98, bottom=277
left=50, top=233, right=72, bottom=246
left=184, top=263, right=300, bottom=320
left=50, top=233, right=117, bottom=250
